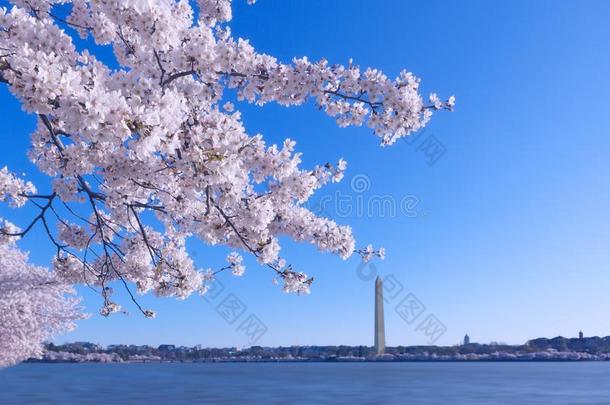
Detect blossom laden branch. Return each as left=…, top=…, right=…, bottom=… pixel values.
left=0, top=0, right=453, bottom=366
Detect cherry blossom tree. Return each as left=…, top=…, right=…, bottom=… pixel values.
left=0, top=229, right=85, bottom=368
left=0, top=0, right=453, bottom=364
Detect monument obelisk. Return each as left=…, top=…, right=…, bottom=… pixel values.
left=374, top=276, right=385, bottom=355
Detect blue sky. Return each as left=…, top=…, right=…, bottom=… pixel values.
left=2, top=0, right=610, bottom=347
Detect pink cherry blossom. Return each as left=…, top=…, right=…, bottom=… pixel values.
left=0, top=233, right=85, bottom=368
left=0, top=0, right=452, bottom=366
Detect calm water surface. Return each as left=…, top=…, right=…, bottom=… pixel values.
left=2, top=362, right=610, bottom=404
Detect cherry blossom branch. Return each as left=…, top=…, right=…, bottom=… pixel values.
left=0, top=0, right=452, bottom=323
left=213, top=201, right=314, bottom=293
left=1, top=193, right=56, bottom=238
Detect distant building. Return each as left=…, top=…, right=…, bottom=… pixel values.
left=579, top=331, right=584, bottom=340
left=374, top=276, right=385, bottom=355
left=463, top=334, right=470, bottom=345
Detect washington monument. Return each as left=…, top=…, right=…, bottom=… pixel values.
left=374, top=276, right=386, bottom=355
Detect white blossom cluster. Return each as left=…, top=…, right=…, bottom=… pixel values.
left=40, top=350, right=122, bottom=363
left=0, top=0, right=451, bottom=360
left=226, top=252, right=245, bottom=276
left=0, top=166, right=36, bottom=207
left=280, top=270, right=313, bottom=294
left=0, top=232, right=85, bottom=368
left=357, top=245, right=386, bottom=263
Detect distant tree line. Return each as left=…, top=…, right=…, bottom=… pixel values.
left=34, top=336, right=610, bottom=363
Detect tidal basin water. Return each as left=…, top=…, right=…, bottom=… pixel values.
left=2, top=362, right=610, bottom=404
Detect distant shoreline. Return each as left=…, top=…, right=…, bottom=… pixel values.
left=32, top=336, right=610, bottom=364
left=25, top=358, right=610, bottom=364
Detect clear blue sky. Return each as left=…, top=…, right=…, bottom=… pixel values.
left=2, top=0, right=610, bottom=348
